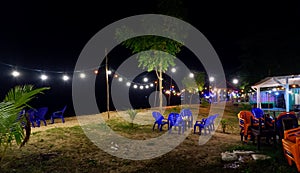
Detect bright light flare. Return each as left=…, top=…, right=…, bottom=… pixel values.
left=40, top=74, right=48, bottom=81
left=79, top=73, right=86, bottom=79
left=62, top=75, right=69, bottom=81
left=11, top=70, right=20, bottom=77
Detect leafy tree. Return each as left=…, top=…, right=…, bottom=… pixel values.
left=115, top=0, right=188, bottom=113
left=194, top=72, right=206, bottom=92
left=182, top=72, right=205, bottom=105
left=0, top=85, right=49, bottom=162
left=116, top=27, right=184, bottom=113
left=182, top=76, right=198, bottom=105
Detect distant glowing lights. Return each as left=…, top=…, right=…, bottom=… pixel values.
left=143, top=77, right=148, bottom=82
left=11, top=70, right=20, bottom=77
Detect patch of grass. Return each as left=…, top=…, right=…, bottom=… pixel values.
left=163, top=106, right=182, bottom=116
left=1, top=104, right=298, bottom=172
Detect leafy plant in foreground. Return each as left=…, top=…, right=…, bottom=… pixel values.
left=126, top=109, right=138, bottom=128
left=0, top=85, right=49, bottom=162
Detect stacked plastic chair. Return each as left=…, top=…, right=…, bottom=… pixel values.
left=282, top=121, right=300, bottom=172
left=276, top=112, right=297, bottom=139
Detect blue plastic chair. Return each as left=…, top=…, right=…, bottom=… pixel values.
left=210, top=114, right=219, bottom=130
left=51, top=105, right=66, bottom=124
left=35, top=107, right=48, bottom=127
left=27, top=108, right=38, bottom=128
left=169, top=113, right=185, bottom=134
left=167, top=112, right=177, bottom=129
left=251, top=108, right=264, bottom=119
left=180, top=109, right=193, bottom=128
left=152, top=111, right=168, bottom=131
left=194, top=118, right=207, bottom=135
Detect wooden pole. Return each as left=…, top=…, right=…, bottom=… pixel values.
left=105, top=48, right=110, bottom=119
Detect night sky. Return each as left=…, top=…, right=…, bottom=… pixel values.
left=0, top=1, right=299, bottom=115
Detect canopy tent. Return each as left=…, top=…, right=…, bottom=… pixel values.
left=251, top=74, right=300, bottom=112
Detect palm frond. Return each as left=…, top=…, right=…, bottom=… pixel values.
left=0, top=85, right=50, bottom=162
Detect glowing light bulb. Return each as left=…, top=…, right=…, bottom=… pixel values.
left=79, top=73, right=86, bottom=79
left=11, top=70, right=20, bottom=77
left=62, top=75, right=69, bottom=81
left=40, top=74, right=48, bottom=81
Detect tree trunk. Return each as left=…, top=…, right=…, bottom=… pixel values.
left=159, top=68, right=163, bottom=113
left=105, top=48, right=110, bottom=119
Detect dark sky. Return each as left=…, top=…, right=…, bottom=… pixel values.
left=0, top=1, right=299, bottom=114
left=0, top=1, right=299, bottom=72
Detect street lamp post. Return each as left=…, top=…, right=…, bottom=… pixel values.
left=232, top=78, right=239, bottom=103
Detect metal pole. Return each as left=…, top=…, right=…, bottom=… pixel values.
left=285, top=77, right=290, bottom=112
left=105, top=48, right=110, bottom=119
